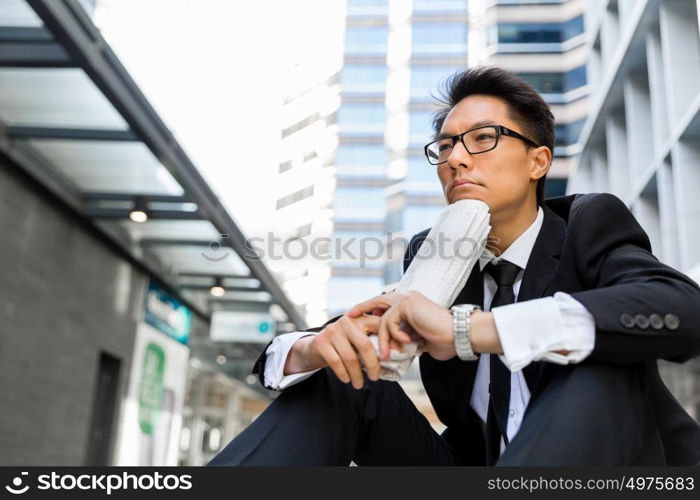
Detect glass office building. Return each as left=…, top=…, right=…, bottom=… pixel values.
left=568, top=0, right=700, bottom=418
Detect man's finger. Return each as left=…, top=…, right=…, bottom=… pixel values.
left=329, top=332, right=365, bottom=389
left=377, top=307, right=395, bottom=361
left=346, top=292, right=400, bottom=318
left=346, top=322, right=381, bottom=381
left=315, top=337, right=350, bottom=384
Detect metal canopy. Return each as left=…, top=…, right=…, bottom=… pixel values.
left=0, top=0, right=306, bottom=330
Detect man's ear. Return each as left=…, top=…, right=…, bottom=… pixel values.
left=529, top=146, right=551, bottom=181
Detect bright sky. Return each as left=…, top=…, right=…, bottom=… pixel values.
left=93, top=0, right=345, bottom=233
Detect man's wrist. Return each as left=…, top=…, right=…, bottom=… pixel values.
left=470, top=311, right=501, bottom=354
left=284, top=336, right=322, bottom=375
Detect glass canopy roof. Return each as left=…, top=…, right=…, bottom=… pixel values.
left=0, top=0, right=306, bottom=336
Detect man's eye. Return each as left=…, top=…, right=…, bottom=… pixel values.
left=475, top=133, right=495, bottom=142
left=438, top=143, right=453, bottom=153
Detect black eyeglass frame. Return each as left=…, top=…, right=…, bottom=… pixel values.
left=424, top=125, right=540, bottom=165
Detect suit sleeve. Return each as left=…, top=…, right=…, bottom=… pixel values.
left=251, top=314, right=343, bottom=390
left=568, top=193, right=700, bottom=364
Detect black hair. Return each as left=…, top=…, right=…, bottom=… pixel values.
left=432, top=66, right=555, bottom=205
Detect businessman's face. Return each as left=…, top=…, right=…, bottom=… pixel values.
left=436, top=95, right=549, bottom=220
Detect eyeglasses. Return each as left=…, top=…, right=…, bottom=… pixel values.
left=424, top=125, right=540, bottom=166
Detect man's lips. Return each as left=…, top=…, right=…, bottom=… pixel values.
left=452, top=178, right=480, bottom=191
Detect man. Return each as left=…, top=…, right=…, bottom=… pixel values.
left=209, top=66, right=700, bottom=466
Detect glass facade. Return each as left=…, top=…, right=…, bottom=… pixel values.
left=407, top=157, right=441, bottom=183
left=340, top=64, right=388, bottom=94
left=555, top=118, right=586, bottom=147
left=516, top=65, right=587, bottom=94
left=411, top=65, right=461, bottom=98
left=409, top=109, right=436, bottom=146
left=345, top=26, right=388, bottom=55
left=336, top=144, right=386, bottom=166
left=412, top=23, right=468, bottom=54
left=497, top=15, right=584, bottom=44
left=337, top=103, right=386, bottom=136
left=413, top=0, right=468, bottom=13
left=333, top=186, right=385, bottom=222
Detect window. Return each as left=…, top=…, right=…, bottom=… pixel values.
left=412, top=23, right=467, bottom=54
left=332, top=230, right=386, bottom=269
left=516, top=65, right=587, bottom=94
left=498, top=15, right=584, bottom=44
left=347, top=0, right=387, bottom=5
left=564, top=65, right=587, bottom=92
left=337, top=104, right=386, bottom=124
left=407, top=157, right=442, bottom=183
left=333, top=186, right=385, bottom=221
left=334, top=187, right=385, bottom=210
left=276, top=185, right=314, bottom=209
left=555, top=119, right=585, bottom=147
left=337, top=103, right=386, bottom=135
left=411, top=65, right=461, bottom=97
left=340, top=64, right=388, bottom=94
left=345, top=26, right=388, bottom=55
left=409, top=110, right=435, bottom=146
left=336, top=145, right=386, bottom=166
left=282, top=112, right=320, bottom=138
left=413, top=0, right=467, bottom=13
left=402, top=205, right=443, bottom=239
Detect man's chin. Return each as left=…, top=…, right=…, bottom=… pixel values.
left=449, top=192, right=486, bottom=205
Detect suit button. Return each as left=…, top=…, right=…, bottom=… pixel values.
left=649, top=314, right=664, bottom=330
left=664, top=314, right=680, bottom=330
left=620, top=313, right=635, bottom=328
left=634, top=314, right=650, bottom=329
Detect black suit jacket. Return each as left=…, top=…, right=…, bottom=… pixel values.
left=253, top=193, right=700, bottom=465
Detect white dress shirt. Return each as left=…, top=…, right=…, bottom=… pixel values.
left=262, top=206, right=596, bottom=458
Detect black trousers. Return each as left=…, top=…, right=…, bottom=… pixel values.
left=207, top=362, right=657, bottom=466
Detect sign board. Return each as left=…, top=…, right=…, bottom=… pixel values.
left=210, top=311, right=276, bottom=343
left=114, top=322, right=190, bottom=466
left=144, top=281, right=192, bottom=345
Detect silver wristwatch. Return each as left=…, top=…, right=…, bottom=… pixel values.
left=450, top=304, right=481, bottom=361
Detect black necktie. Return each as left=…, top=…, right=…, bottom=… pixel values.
left=484, top=260, right=521, bottom=465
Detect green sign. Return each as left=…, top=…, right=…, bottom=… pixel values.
left=138, top=342, right=166, bottom=435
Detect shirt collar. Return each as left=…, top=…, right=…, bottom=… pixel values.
left=478, top=206, right=544, bottom=272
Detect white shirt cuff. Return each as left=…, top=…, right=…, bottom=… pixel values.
left=491, top=292, right=596, bottom=372
left=263, top=331, right=322, bottom=390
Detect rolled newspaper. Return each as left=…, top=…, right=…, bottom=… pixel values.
left=370, top=199, right=491, bottom=381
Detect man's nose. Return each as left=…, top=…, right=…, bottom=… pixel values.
left=446, top=140, right=474, bottom=170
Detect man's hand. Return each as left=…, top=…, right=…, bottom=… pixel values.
left=285, top=314, right=406, bottom=389
left=347, top=291, right=456, bottom=361
left=345, top=292, right=573, bottom=360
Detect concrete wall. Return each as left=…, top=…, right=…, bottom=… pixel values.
left=0, top=157, right=146, bottom=465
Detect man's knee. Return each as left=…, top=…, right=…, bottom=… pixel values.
left=499, top=363, right=649, bottom=465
